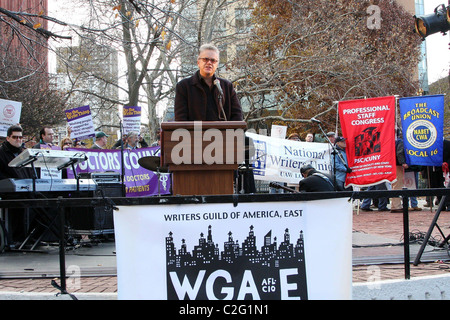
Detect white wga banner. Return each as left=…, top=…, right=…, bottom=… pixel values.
left=246, top=132, right=332, bottom=184
left=114, top=198, right=352, bottom=300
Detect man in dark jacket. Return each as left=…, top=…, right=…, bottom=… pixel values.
left=32, top=125, right=55, bottom=149
left=299, top=164, right=335, bottom=192
left=174, top=44, right=243, bottom=121
left=0, top=125, right=34, bottom=180
left=0, top=125, right=34, bottom=243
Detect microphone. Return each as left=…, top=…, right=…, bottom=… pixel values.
left=213, top=79, right=227, bottom=121
left=310, top=117, right=321, bottom=124
left=213, top=79, right=224, bottom=97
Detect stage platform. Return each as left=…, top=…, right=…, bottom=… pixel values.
left=0, top=234, right=448, bottom=279
left=0, top=205, right=449, bottom=279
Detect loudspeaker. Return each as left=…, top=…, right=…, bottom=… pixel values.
left=67, top=184, right=122, bottom=234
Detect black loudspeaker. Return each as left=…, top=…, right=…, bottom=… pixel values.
left=67, top=184, right=122, bottom=235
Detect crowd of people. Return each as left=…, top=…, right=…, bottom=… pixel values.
left=267, top=127, right=450, bottom=213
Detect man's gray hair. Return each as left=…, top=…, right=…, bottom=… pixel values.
left=127, top=131, right=138, bottom=138
left=198, top=43, right=220, bottom=57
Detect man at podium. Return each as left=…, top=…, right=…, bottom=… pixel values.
left=174, top=43, right=243, bottom=121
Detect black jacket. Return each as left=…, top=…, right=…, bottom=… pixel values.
left=395, top=138, right=407, bottom=166
left=299, top=170, right=335, bottom=192
left=443, top=139, right=450, bottom=164
left=0, top=141, right=34, bottom=180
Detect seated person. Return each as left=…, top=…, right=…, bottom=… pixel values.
left=299, top=164, right=335, bottom=192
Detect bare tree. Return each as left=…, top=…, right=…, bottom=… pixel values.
left=0, top=2, right=72, bottom=137
left=234, top=0, right=423, bottom=136
left=49, top=0, right=250, bottom=143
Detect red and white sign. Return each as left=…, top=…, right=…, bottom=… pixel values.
left=0, top=99, right=22, bottom=137
left=339, top=96, right=396, bottom=188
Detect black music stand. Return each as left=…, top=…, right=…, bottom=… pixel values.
left=235, top=136, right=256, bottom=194
left=413, top=181, right=450, bottom=265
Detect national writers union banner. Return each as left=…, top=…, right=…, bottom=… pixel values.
left=114, top=198, right=353, bottom=300
left=246, top=132, right=331, bottom=185
left=399, top=95, right=444, bottom=166
left=338, top=96, right=396, bottom=188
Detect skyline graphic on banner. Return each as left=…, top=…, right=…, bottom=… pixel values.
left=166, top=225, right=308, bottom=300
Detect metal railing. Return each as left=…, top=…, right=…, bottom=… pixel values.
left=0, top=187, right=449, bottom=296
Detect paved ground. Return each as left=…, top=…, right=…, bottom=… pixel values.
left=352, top=201, right=450, bottom=284
left=1, top=198, right=449, bottom=296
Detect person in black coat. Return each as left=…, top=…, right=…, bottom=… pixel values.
left=0, top=125, right=34, bottom=180
left=299, top=164, right=335, bottom=192
left=0, top=125, right=35, bottom=244
left=174, top=44, right=243, bottom=121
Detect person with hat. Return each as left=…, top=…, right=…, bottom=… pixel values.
left=332, top=136, right=350, bottom=191
left=326, top=132, right=336, bottom=144
left=92, top=131, right=108, bottom=149
left=287, top=133, right=301, bottom=141
left=299, top=164, right=335, bottom=192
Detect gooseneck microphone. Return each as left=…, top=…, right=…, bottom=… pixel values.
left=213, top=79, right=227, bottom=121
left=213, top=79, right=224, bottom=97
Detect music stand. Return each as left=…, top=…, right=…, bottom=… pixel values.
left=9, top=149, right=88, bottom=191
left=235, top=135, right=256, bottom=194
left=413, top=180, right=450, bottom=265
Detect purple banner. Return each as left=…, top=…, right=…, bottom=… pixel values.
left=65, top=105, right=92, bottom=120
left=67, top=147, right=171, bottom=197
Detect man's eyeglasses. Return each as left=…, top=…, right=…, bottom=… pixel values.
left=198, top=57, right=218, bottom=64
left=10, top=135, right=23, bottom=140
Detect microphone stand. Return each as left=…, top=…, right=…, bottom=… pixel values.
left=118, top=116, right=126, bottom=197
left=312, top=120, right=351, bottom=190
left=214, top=80, right=227, bottom=121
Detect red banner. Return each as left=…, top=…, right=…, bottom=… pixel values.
left=338, top=96, right=396, bottom=188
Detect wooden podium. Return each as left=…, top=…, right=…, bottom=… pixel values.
left=161, top=121, right=247, bottom=195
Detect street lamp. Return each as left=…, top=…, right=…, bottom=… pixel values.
left=414, top=4, right=450, bottom=39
